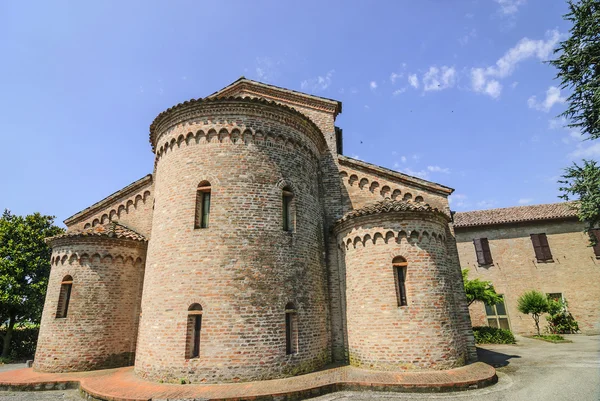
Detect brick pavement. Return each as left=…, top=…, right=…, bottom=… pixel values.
left=0, top=363, right=496, bottom=401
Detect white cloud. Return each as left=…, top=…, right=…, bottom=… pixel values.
left=402, top=167, right=429, bottom=179
left=511, top=81, right=519, bottom=89
left=470, top=30, right=562, bottom=98
left=518, top=198, right=533, bottom=205
left=527, top=86, right=566, bottom=112
left=255, top=57, right=284, bottom=83
left=370, top=81, right=378, bottom=90
left=449, top=193, right=469, bottom=208
left=423, top=66, right=456, bottom=91
left=476, top=200, right=498, bottom=208
left=569, top=142, right=600, bottom=158
left=393, top=88, right=406, bottom=96
left=459, top=28, right=477, bottom=46
left=390, top=72, right=403, bottom=84
left=495, top=0, right=526, bottom=15
left=401, top=156, right=407, bottom=163
left=427, top=165, right=451, bottom=174
left=351, top=154, right=362, bottom=161
left=408, top=74, right=419, bottom=89
left=300, top=70, right=335, bottom=92
left=549, top=116, right=567, bottom=130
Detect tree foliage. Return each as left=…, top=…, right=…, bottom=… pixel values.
left=517, top=290, right=550, bottom=336
left=462, top=269, right=503, bottom=307
left=549, top=0, right=600, bottom=240
left=559, top=160, right=600, bottom=238
left=549, top=0, right=600, bottom=140
left=0, top=210, right=63, bottom=358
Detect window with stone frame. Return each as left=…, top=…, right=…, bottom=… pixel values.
left=392, top=256, right=408, bottom=307
left=285, top=302, right=298, bottom=355
left=530, top=233, right=553, bottom=262
left=55, top=275, right=73, bottom=318
left=485, top=295, right=510, bottom=330
left=186, top=303, right=203, bottom=359
left=194, top=182, right=211, bottom=229
left=473, top=238, right=493, bottom=265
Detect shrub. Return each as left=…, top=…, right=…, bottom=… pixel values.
left=546, top=298, right=579, bottom=334
left=517, top=290, right=549, bottom=336
left=534, top=334, right=565, bottom=342
left=473, top=326, right=516, bottom=344
left=0, top=326, right=39, bottom=361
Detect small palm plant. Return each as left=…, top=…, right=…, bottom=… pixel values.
left=517, top=290, right=549, bottom=336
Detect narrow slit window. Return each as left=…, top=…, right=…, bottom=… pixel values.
left=56, top=275, right=73, bottom=318
left=392, top=257, right=408, bottom=307
left=187, top=303, right=203, bottom=359
left=285, top=302, right=298, bottom=355
left=195, top=182, right=211, bottom=229
left=282, top=187, right=294, bottom=232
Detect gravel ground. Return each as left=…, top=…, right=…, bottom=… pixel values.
left=0, top=334, right=598, bottom=400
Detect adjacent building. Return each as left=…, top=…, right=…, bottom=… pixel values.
left=455, top=202, right=600, bottom=335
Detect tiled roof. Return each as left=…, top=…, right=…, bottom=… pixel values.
left=337, top=199, right=447, bottom=225
left=48, top=222, right=147, bottom=243
left=453, top=202, right=579, bottom=228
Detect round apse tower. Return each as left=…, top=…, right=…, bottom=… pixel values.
left=134, top=97, right=331, bottom=383
left=334, top=199, right=474, bottom=371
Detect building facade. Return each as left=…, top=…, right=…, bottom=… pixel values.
left=34, top=78, right=476, bottom=383
left=455, top=203, right=600, bottom=335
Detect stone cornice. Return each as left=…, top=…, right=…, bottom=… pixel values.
left=208, top=78, right=342, bottom=116
left=48, top=234, right=148, bottom=250
left=334, top=208, right=450, bottom=236
left=149, top=97, right=327, bottom=154
left=338, top=155, right=454, bottom=196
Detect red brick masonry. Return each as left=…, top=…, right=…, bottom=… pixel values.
left=0, top=363, right=496, bottom=401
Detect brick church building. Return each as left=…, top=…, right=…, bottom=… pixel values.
left=35, top=78, right=476, bottom=383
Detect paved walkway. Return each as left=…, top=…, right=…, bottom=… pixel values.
left=0, top=362, right=496, bottom=401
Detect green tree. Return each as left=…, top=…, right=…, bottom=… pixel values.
left=548, top=0, right=600, bottom=238
left=0, top=210, right=63, bottom=359
left=517, top=290, right=550, bottom=336
left=462, top=269, right=503, bottom=307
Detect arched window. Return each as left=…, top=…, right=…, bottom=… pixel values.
left=186, top=303, right=203, bottom=359
left=282, top=186, right=294, bottom=232
left=392, top=257, right=408, bottom=307
left=56, top=275, right=73, bottom=318
left=194, top=181, right=211, bottom=229
left=285, top=302, right=298, bottom=355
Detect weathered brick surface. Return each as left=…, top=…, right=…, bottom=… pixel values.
left=66, top=178, right=154, bottom=239
left=34, top=237, right=146, bottom=372
left=335, top=212, right=474, bottom=370
left=456, top=219, right=600, bottom=335
left=36, top=79, right=477, bottom=383
left=134, top=99, right=331, bottom=383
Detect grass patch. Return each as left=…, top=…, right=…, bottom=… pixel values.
left=473, top=326, right=516, bottom=344
left=531, top=334, right=572, bottom=343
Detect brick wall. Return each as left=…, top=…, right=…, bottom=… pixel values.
left=335, top=212, right=475, bottom=370
left=134, top=99, right=331, bottom=383
left=34, top=237, right=146, bottom=372
left=456, top=219, right=600, bottom=335
left=67, top=180, right=154, bottom=239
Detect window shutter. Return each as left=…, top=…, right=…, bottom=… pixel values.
left=539, top=234, right=552, bottom=260
left=473, top=239, right=486, bottom=265
left=592, top=229, right=600, bottom=258
left=481, top=238, right=493, bottom=264
left=531, top=234, right=545, bottom=260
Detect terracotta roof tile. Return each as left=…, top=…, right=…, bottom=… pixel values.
left=49, top=222, right=147, bottom=243
left=453, top=202, right=579, bottom=228
left=337, top=199, right=447, bottom=225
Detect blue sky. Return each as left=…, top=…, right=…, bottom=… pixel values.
left=0, top=0, right=592, bottom=226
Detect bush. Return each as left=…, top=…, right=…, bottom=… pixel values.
left=473, top=326, right=516, bottom=344
left=533, top=334, right=565, bottom=342
left=0, top=327, right=39, bottom=361
left=546, top=298, right=579, bottom=334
